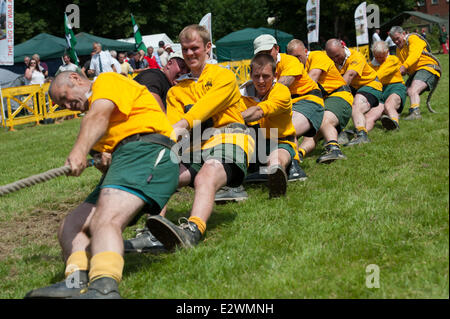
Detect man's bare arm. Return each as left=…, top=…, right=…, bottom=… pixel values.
left=278, top=75, right=295, bottom=87
left=241, top=106, right=264, bottom=123
left=343, top=70, right=358, bottom=86
left=66, top=99, right=115, bottom=176
left=308, top=69, right=323, bottom=83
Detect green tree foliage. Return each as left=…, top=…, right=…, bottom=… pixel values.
left=14, top=0, right=415, bottom=46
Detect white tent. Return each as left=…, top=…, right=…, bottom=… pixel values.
left=118, top=33, right=181, bottom=53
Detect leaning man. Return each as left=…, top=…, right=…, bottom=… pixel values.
left=389, top=26, right=441, bottom=120
left=25, top=71, right=179, bottom=299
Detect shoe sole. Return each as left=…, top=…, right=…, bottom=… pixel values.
left=268, top=166, right=287, bottom=198
left=381, top=117, right=399, bottom=130
left=288, top=176, right=307, bottom=182
left=317, top=155, right=347, bottom=164
left=146, top=217, right=187, bottom=251
left=214, top=197, right=247, bottom=202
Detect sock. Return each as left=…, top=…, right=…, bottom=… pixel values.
left=356, top=126, right=368, bottom=134
left=188, top=216, right=206, bottom=235
left=326, top=140, right=339, bottom=147
left=410, top=104, right=419, bottom=110
left=298, top=148, right=306, bottom=159
left=65, top=251, right=90, bottom=278
left=89, top=251, right=124, bottom=283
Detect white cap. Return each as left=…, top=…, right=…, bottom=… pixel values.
left=170, top=51, right=184, bottom=61
left=253, top=34, right=278, bottom=54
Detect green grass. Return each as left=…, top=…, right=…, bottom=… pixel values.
left=0, top=55, right=448, bottom=299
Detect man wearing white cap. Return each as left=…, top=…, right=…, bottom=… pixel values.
left=253, top=34, right=325, bottom=177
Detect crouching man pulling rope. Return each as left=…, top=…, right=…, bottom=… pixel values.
left=24, top=71, right=179, bottom=299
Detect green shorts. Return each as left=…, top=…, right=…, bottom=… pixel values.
left=381, top=82, right=407, bottom=113
left=248, top=139, right=295, bottom=173
left=85, top=141, right=179, bottom=215
left=292, top=100, right=324, bottom=137
left=405, top=69, right=439, bottom=92
left=182, top=143, right=248, bottom=188
left=355, top=85, right=382, bottom=108
left=324, top=96, right=352, bottom=133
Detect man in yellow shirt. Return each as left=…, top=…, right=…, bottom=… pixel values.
left=239, top=53, right=299, bottom=197
left=253, top=34, right=324, bottom=176
left=389, top=26, right=441, bottom=120
left=287, top=39, right=353, bottom=164
left=369, top=41, right=407, bottom=130
left=25, top=72, right=180, bottom=299
left=146, top=25, right=254, bottom=250
left=326, top=39, right=383, bottom=146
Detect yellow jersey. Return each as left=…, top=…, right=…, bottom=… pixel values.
left=340, top=48, right=383, bottom=91
left=89, top=72, right=174, bottom=153
left=166, top=63, right=254, bottom=157
left=240, top=81, right=299, bottom=161
left=369, top=55, right=405, bottom=86
left=305, top=50, right=353, bottom=106
left=396, top=34, right=440, bottom=78
left=276, top=53, right=324, bottom=107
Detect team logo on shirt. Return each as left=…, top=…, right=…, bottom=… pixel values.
left=205, top=80, right=213, bottom=88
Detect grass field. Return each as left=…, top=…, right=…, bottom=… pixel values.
left=0, top=55, right=448, bottom=299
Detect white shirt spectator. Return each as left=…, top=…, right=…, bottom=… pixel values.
left=385, top=35, right=395, bottom=47
left=89, top=51, right=115, bottom=76
left=372, top=32, right=382, bottom=43
left=111, top=57, right=122, bottom=74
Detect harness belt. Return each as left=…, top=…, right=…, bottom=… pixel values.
left=423, top=63, right=442, bottom=75
left=291, top=88, right=323, bottom=100
left=278, top=135, right=296, bottom=143
left=327, top=85, right=352, bottom=97
left=114, top=133, right=176, bottom=153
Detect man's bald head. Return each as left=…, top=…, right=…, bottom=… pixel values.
left=49, top=71, right=91, bottom=112
left=325, top=38, right=346, bottom=66
left=287, top=39, right=308, bottom=64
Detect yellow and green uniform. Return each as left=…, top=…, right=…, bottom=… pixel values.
left=396, top=34, right=441, bottom=78
left=369, top=55, right=407, bottom=112
left=166, top=63, right=255, bottom=185
left=306, top=50, right=353, bottom=132
left=276, top=53, right=324, bottom=107
left=90, top=72, right=175, bottom=153
left=167, top=63, right=254, bottom=157
left=339, top=48, right=383, bottom=92
left=77, top=72, right=180, bottom=284
left=239, top=81, right=299, bottom=162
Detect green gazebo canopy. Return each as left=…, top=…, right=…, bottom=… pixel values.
left=216, top=27, right=294, bottom=62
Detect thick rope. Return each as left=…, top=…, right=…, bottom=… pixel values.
left=0, top=166, right=71, bottom=196
left=0, top=159, right=96, bottom=197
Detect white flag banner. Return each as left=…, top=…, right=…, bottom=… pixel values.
left=0, top=0, right=14, bottom=65
left=306, top=0, right=320, bottom=44
left=354, top=2, right=369, bottom=46
left=199, top=13, right=213, bottom=44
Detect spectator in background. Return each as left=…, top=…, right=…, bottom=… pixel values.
left=88, top=42, right=117, bottom=77
left=421, top=27, right=427, bottom=39
left=32, top=54, right=48, bottom=78
left=145, top=46, right=161, bottom=69
left=439, top=25, right=448, bottom=54
left=109, top=50, right=122, bottom=74
left=372, top=28, right=381, bottom=43
left=81, top=51, right=95, bottom=78
left=24, top=58, right=45, bottom=85
left=118, top=52, right=133, bottom=76
left=385, top=32, right=396, bottom=55
left=55, top=54, right=84, bottom=76
left=128, top=51, right=148, bottom=73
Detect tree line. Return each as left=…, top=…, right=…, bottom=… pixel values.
left=15, top=0, right=416, bottom=46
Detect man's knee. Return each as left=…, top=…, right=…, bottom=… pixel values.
left=193, top=159, right=227, bottom=190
